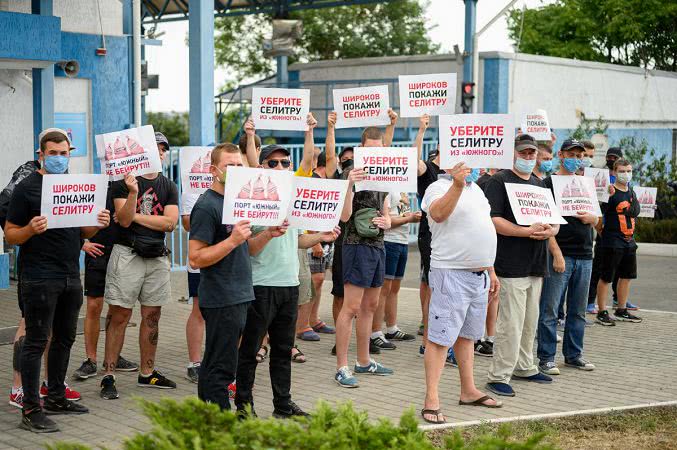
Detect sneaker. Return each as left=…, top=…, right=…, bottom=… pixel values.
left=354, top=359, right=393, bottom=376
left=584, top=318, right=594, bottom=327
left=186, top=364, right=200, bottom=384
left=20, top=408, right=59, bottom=433
left=40, top=382, right=81, bottom=401
left=418, top=345, right=425, bottom=357
left=474, top=340, right=493, bottom=357
left=370, top=336, right=397, bottom=351
left=486, top=382, right=515, bottom=397
left=116, top=355, right=139, bottom=372
left=385, top=329, right=416, bottom=341
left=539, top=361, right=560, bottom=376
left=417, top=323, right=424, bottom=336
left=586, top=304, right=598, bottom=315
left=335, top=366, right=359, bottom=388
left=446, top=348, right=457, bottom=367
left=625, top=301, right=639, bottom=311
left=565, top=357, right=596, bottom=371
left=228, top=381, right=236, bottom=399
left=9, top=388, right=23, bottom=409
left=272, top=400, right=310, bottom=419
left=138, top=370, right=177, bottom=389
left=596, top=310, right=616, bottom=327
left=512, top=372, right=553, bottom=384
left=614, top=308, right=642, bottom=323
left=43, top=398, right=89, bottom=415
left=73, top=359, right=98, bottom=380
left=368, top=340, right=381, bottom=354
left=100, top=375, right=119, bottom=400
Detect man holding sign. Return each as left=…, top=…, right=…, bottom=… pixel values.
left=5, top=130, right=110, bottom=432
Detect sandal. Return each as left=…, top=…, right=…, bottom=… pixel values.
left=291, top=345, right=306, bottom=363
left=458, top=395, right=502, bottom=408
left=296, top=328, right=321, bottom=341
left=311, top=321, right=336, bottom=334
left=420, top=408, right=446, bottom=424
left=255, top=345, right=268, bottom=363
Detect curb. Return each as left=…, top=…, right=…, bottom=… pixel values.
left=637, top=243, right=677, bottom=257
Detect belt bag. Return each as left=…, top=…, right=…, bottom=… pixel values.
left=354, top=208, right=380, bottom=238
left=131, top=235, right=169, bottom=259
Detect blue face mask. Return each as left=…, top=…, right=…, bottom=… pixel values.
left=580, top=157, right=593, bottom=168
left=539, top=160, right=553, bottom=174
left=562, top=157, right=582, bottom=173
left=465, top=168, right=480, bottom=184
left=514, top=157, right=537, bottom=175
left=43, top=155, right=69, bottom=174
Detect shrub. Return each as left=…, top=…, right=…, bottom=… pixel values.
left=635, top=218, right=677, bottom=244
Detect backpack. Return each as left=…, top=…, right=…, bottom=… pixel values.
left=0, top=161, right=40, bottom=230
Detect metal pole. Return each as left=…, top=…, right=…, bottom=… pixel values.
left=276, top=55, right=288, bottom=88
left=132, top=0, right=142, bottom=127
left=462, top=0, right=477, bottom=84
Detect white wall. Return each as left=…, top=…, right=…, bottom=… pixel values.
left=0, top=69, right=34, bottom=189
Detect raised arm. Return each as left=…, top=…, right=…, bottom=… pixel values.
left=299, top=113, right=318, bottom=175
left=416, top=114, right=430, bottom=176
left=244, top=118, right=259, bottom=168
left=428, top=164, right=468, bottom=223
left=325, top=111, right=338, bottom=178
left=384, top=108, right=398, bottom=147
left=340, top=169, right=365, bottom=222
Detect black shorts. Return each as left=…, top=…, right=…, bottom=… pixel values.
left=188, top=271, right=201, bottom=298
left=599, top=246, right=637, bottom=282
left=342, top=244, right=386, bottom=289
left=418, top=234, right=432, bottom=285
left=84, top=254, right=110, bottom=298
left=331, top=242, right=344, bottom=298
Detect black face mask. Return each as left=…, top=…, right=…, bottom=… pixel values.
left=341, top=159, right=354, bottom=171
left=606, top=159, right=616, bottom=170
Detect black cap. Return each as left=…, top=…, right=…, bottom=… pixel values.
left=606, top=147, right=623, bottom=158
left=560, top=138, right=585, bottom=152
left=428, top=148, right=439, bottom=161
left=339, top=146, right=354, bottom=158
left=155, top=132, right=169, bottom=150
left=259, top=144, right=290, bottom=164
left=316, top=151, right=327, bottom=168
left=514, top=134, right=538, bottom=152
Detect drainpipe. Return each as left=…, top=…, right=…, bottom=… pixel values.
left=133, top=0, right=142, bottom=126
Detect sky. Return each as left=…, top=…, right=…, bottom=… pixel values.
left=145, top=0, right=552, bottom=112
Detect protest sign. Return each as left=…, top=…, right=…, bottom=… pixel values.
left=634, top=186, right=658, bottom=218
left=520, top=109, right=551, bottom=141
left=222, top=166, right=293, bottom=226
left=251, top=87, right=310, bottom=131
left=95, top=125, right=163, bottom=180
left=551, top=175, right=602, bottom=217
left=40, top=174, right=108, bottom=228
left=287, top=177, right=349, bottom=231
left=439, top=114, right=515, bottom=169
left=354, top=147, right=417, bottom=193
left=180, top=147, right=213, bottom=198
left=333, top=85, right=390, bottom=129
left=505, top=183, right=567, bottom=226
left=398, top=73, right=457, bottom=117
left=584, top=167, right=610, bottom=203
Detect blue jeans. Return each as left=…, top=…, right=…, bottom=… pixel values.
left=537, top=256, right=592, bottom=363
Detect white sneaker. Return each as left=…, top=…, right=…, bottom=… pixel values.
left=539, top=361, right=561, bottom=376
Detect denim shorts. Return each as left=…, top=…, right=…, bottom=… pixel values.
left=342, top=244, right=386, bottom=289
left=384, top=241, right=408, bottom=280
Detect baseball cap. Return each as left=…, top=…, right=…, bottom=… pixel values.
left=155, top=132, right=170, bottom=150
left=339, top=146, right=354, bottom=158
left=560, top=138, right=585, bottom=152
left=428, top=148, right=439, bottom=161
left=606, top=147, right=623, bottom=159
left=259, top=144, right=290, bottom=164
left=38, top=127, right=75, bottom=151
left=514, top=134, right=538, bottom=152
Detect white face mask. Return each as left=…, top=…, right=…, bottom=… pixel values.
left=616, top=171, right=632, bottom=184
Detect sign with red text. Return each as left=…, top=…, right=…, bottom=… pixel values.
left=222, top=166, right=293, bottom=226
left=398, top=73, right=457, bottom=117
left=333, top=85, right=390, bottom=129
left=251, top=87, right=310, bottom=131
left=634, top=186, right=658, bottom=218
left=520, top=109, right=551, bottom=141
left=287, top=177, right=349, bottom=231
left=439, top=114, right=515, bottom=169
left=40, top=174, right=108, bottom=228
left=584, top=167, right=610, bottom=203
left=95, top=125, right=163, bottom=180
left=551, top=175, right=602, bottom=217
left=180, top=147, right=212, bottom=199
left=505, top=183, right=567, bottom=226
left=354, top=147, right=417, bottom=193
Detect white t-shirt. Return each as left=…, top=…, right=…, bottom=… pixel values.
left=181, top=192, right=202, bottom=274
left=421, top=178, right=497, bottom=269
left=384, top=192, right=411, bottom=245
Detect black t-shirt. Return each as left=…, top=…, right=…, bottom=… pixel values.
left=543, top=177, right=593, bottom=259
left=6, top=172, right=81, bottom=279
left=189, top=189, right=255, bottom=308
left=484, top=169, right=549, bottom=278
left=111, top=174, right=178, bottom=245
left=88, top=183, right=118, bottom=256
left=477, top=173, right=492, bottom=191
left=600, top=188, right=637, bottom=249
left=417, top=160, right=445, bottom=240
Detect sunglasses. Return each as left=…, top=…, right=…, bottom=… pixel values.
left=266, top=159, right=291, bottom=169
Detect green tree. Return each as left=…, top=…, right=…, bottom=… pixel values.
left=214, top=0, right=440, bottom=85
left=507, top=0, right=677, bottom=71
left=146, top=111, right=190, bottom=147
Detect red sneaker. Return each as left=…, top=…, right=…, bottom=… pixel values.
left=39, top=382, right=81, bottom=401
left=9, top=388, right=23, bottom=409
left=228, top=381, right=236, bottom=400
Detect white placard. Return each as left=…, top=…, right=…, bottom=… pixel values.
left=333, top=85, right=390, bottom=129
left=551, top=175, right=603, bottom=217
left=180, top=147, right=213, bottom=198
left=95, top=125, right=163, bottom=181
left=398, top=73, right=457, bottom=117
left=634, top=186, right=658, bottom=218
left=251, top=87, right=310, bottom=131
left=505, top=183, right=567, bottom=226
left=40, top=174, right=108, bottom=229
left=222, top=166, right=293, bottom=226
left=584, top=167, right=610, bottom=203
left=439, top=114, right=515, bottom=169
left=287, top=177, right=349, bottom=231
left=354, top=147, right=417, bottom=193
left=520, top=109, right=551, bottom=141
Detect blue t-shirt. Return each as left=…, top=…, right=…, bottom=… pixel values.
left=189, top=189, right=254, bottom=308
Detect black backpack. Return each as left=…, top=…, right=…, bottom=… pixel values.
left=0, top=160, right=40, bottom=230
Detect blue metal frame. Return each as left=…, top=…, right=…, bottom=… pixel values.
left=188, top=0, right=215, bottom=145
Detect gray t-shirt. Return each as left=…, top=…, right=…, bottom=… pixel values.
left=189, top=189, right=255, bottom=308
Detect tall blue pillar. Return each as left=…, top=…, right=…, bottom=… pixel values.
left=462, top=0, right=477, bottom=84
left=188, top=0, right=215, bottom=145
left=31, top=0, right=55, bottom=149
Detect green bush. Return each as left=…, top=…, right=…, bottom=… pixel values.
left=635, top=218, right=677, bottom=244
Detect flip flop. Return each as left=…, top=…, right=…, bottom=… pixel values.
left=420, top=408, right=446, bottom=424
left=291, top=345, right=306, bottom=363
left=296, top=328, right=321, bottom=341
left=312, top=321, right=336, bottom=334
left=458, top=395, right=503, bottom=408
